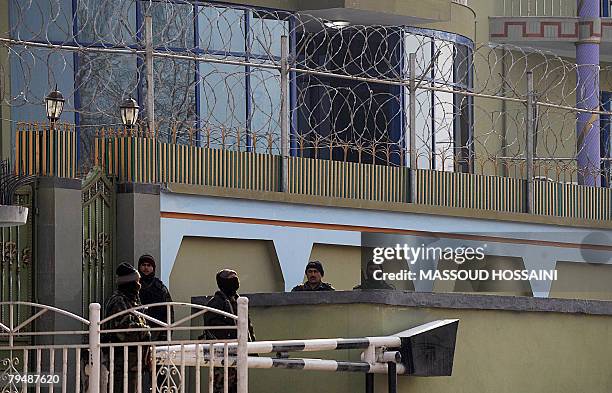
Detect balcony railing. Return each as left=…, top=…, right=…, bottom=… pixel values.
left=501, top=0, right=576, bottom=16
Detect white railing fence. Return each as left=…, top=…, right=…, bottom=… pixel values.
left=0, top=299, right=249, bottom=393
left=1, top=299, right=459, bottom=393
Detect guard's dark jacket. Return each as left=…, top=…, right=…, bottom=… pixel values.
left=291, top=282, right=335, bottom=291
left=103, top=289, right=151, bottom=370
left=139, top=275, right=174, bottom=340
left=201, top=291, right=255, bottom=341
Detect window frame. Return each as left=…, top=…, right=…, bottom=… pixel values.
left=403, top=27, right=474, bottom=173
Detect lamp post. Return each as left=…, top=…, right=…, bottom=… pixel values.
left=45, top=88, right=64, bottom=130
left=120, top=98, right=139, bottom=134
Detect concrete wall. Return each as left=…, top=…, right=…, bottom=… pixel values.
left=162, top=188, right=612, bottom=301
left=169, top=236, right=284, bottom=305
left=169, top=232, right=541, bottom=301
left=235, top=292, right=612, bottom=393
left=116, top=183, right=161, bottom=269
left=434, top=255, right=533, bottom=296
left=550, top=261, right=612, bottom=300
left=35, top=177, right=83, bottom=343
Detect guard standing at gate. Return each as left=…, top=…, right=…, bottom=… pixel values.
left=138, top=254, right=174, bottom=341
left=103, top=262, right=152, bottom=393
left=202, top=269, right=255, bottom=393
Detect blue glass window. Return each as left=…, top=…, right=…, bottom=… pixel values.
left=602, top=0, right=611, bottom=17
left=199, top=62, right=247, bottom=149
left=76, top=52, right=138, bottom=155
left=150, top=2, right=194, bottom=49
left=151, top=58, right=197, bottom=140
left=250, top=10, right=289, bottom=58
left=9, top=0, right=73, bottom=43
left=10, top=47, right=76, bottom=124
left=198, top=6, right=246, bottom=54
left=404, top=28, right=473, bottom=172
left=75, top=0, right=137, bottom=45
left=295, top=26, right=404, bottom=165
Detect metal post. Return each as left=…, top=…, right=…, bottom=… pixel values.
left=387, top=362, right=397, bottom=393
left=408, top=53, right=417, bottom=203
left=500, top=48, right=508, bottom=177
left=88, top=303, right=101, bottom=393
left=365, top=374, right=374, bottom=393
left=525, top=71, right=535, bottom=214
left=280, top=35, right=289, bottom=193
left=145, top=14, right=155, bottom=135
left=236, top=297, right=249, bottom=393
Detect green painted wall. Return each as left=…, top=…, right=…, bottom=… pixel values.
left=551, top=261, right=612, bottom=300
left=170, top=236, right=285, bottom=302
left=248, top=302, right=612, bottom=393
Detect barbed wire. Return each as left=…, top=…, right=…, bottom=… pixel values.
left=0, top=0, right=610, bottom=184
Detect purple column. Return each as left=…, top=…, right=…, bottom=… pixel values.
left=576, top=0, right=601, bottom=186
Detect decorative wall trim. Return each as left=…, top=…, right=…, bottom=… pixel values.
left=490, top=16, right=612, bottom=42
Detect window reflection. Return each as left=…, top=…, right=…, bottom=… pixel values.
left=250, top=11, right=289, bottom=58
left=9, top=0, right=73, bottom=43
left=199, top=61, right=247, bottom=150
left=150, top=2, right=194, bottom=48
left=77, top=52, right=138, bottom=157
left=404, top=28, right=473, bottom=172
left=151, top=58, right=196, bottom=141
left=75, top=0, right=136, bottom=45
left=10, top=47, right=76, bottom=124
left=198, top=6, right=245, bottom=54
left=250, top=67, right=282, bottom=153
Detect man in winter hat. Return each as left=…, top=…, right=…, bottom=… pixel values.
left=103, top=262, right=151, bottom=393
left=137, top=254, right=174, bottom=341
left=291, top=260, right=335, bottom=291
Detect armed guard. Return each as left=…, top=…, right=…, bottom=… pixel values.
left=103, top=262, right=152, bottom=393
left=138, top=254, right=174, bottom=341
left=202, top=269, right=255, bottom=393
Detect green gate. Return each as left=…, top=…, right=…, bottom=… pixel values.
left=82, top=168, right=116, bottom=314
left=0, top=186, right=34, bottom=328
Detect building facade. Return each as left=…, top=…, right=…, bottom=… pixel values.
left=1, top=1, right=612, bottom=392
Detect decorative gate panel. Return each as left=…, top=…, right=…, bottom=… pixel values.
left=82, top=168, right=116, bottom=314
left=0, top=186, right=34, bottom=329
